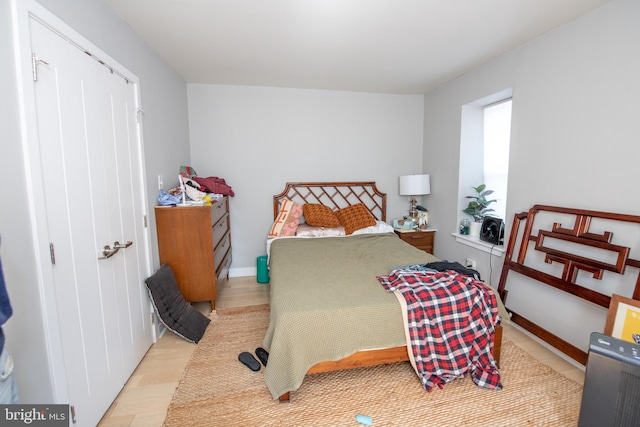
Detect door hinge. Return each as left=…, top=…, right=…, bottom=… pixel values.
left=49, top=243, right=56, bottom=265
left=143, top=214, right=147, bottom=228
left=70, top=405, right=76, bottom=423
left=31, top=53, right=49, bottom=82
left=136, top=108, right=144, bottom=123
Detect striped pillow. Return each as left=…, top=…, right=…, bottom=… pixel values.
left=268, top=199, right=303, bottom=237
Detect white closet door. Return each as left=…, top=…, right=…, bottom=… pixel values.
left=30, top=17, right=152, bottom=427
left=103, top=51, right=152, bottom=378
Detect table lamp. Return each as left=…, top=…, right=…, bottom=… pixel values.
left=399, top=174, right=431, bottom=222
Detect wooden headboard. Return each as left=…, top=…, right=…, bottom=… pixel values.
left=273, top=182, right=387, bottom=221
left=497, top=205, right=640, bottom=364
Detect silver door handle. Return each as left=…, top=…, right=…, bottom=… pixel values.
left=113, top=241, right=133, bottom=249
left=98, top=241, right=133, bottom=260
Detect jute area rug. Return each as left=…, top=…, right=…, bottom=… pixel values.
left=164, top=305, right=583, bottom=426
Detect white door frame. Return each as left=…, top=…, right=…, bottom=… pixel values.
left=11, top=0, right=154, bottom=403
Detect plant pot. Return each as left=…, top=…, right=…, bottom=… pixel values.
left=469, top=221, right=482, bottom=238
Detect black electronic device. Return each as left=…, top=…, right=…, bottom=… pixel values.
left=480, top=216, right=504, bottom=245
left=578, top=332, right=640, bottom=426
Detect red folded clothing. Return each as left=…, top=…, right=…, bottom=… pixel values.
left=192, top=176, right=235, bottom=197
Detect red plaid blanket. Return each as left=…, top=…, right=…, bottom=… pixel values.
left=378, top=269, right=502, bottom=391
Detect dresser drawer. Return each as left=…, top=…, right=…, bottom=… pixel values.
left=210, top=197, right=228, bottom=226
left=216, top=250, right=232, bottom=280
left=214, top=232, right=231, bottom=269
left=212, top=212, right=230, bottom=248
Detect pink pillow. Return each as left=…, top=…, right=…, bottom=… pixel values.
left=268, top=200, right=303, bottom=237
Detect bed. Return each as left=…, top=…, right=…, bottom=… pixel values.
left=262, top=182, right=505, bottom=401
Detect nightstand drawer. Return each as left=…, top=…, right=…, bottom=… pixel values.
left=395, top=230, right=435, bottom=254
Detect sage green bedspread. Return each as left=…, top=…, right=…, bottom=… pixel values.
left=262, top=233, right=437, bottom=399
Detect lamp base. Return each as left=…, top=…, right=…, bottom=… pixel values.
left=407, top=197, right=419, bottom=222
left=407, top=197, right=429, bottom=229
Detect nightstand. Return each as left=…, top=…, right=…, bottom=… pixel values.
left=394, top=229, right=435, bottom=255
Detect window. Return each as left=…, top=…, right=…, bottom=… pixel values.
left=456, top=89, right=512, bottom=253
left=483, top=99, right=512, bottom=221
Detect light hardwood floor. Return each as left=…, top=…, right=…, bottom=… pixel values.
left=97, top=276, right=584, bottom=426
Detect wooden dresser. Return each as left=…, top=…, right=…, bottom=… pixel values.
left=155, top=197, right=231, bottom=309
left=394, top=229, right=435, bottom=255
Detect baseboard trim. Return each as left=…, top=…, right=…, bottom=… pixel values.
left=229, top=267, right=256, bottom=278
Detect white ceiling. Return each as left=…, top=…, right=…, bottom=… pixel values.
left=106, top=0, right=612, bottom=94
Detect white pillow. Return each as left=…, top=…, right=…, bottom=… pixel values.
left=295, top=223, right=346, bottom=237
left=352, top=221, right=395, bottom=235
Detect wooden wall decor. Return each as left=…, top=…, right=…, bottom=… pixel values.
left=497, top=205, right=640, bottom=364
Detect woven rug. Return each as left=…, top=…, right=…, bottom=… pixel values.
left=164, top=305, right=583, bottom=426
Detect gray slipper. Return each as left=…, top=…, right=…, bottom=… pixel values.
left=238, top=351, right=260, bottom=371
left=255, top=347, right=269, bottom=366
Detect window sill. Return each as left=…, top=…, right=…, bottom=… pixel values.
left=451, top=233, right=506, bottom=256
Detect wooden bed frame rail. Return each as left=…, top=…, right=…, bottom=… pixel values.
left=277, top=326, right=503, bottom=402
left=497, top=205, right=640, bottom=364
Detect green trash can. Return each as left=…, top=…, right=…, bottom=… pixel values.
left=256, top=255, right=269, bottom=284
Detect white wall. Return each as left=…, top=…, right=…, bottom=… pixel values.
left=423, top=0, right=640, bottom=352
left=2, top=0, right=191, bottom=403
left=0, top=0, right=53, bottom=404
left=187, top=85, right=424, bottom=275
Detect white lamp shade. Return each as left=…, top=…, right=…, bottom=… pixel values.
left=399, top=174, right=431, bottom=196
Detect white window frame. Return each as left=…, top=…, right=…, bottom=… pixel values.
left=454, top=88, right=512, bottom=255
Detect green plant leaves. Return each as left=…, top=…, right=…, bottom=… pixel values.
left=463, top=184, right=497, bottom=222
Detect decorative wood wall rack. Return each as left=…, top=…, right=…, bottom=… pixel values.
left=497, top=205, right=640, bottom=364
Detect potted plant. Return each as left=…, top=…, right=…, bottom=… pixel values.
left=463, top=184, right=497, bottom=237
